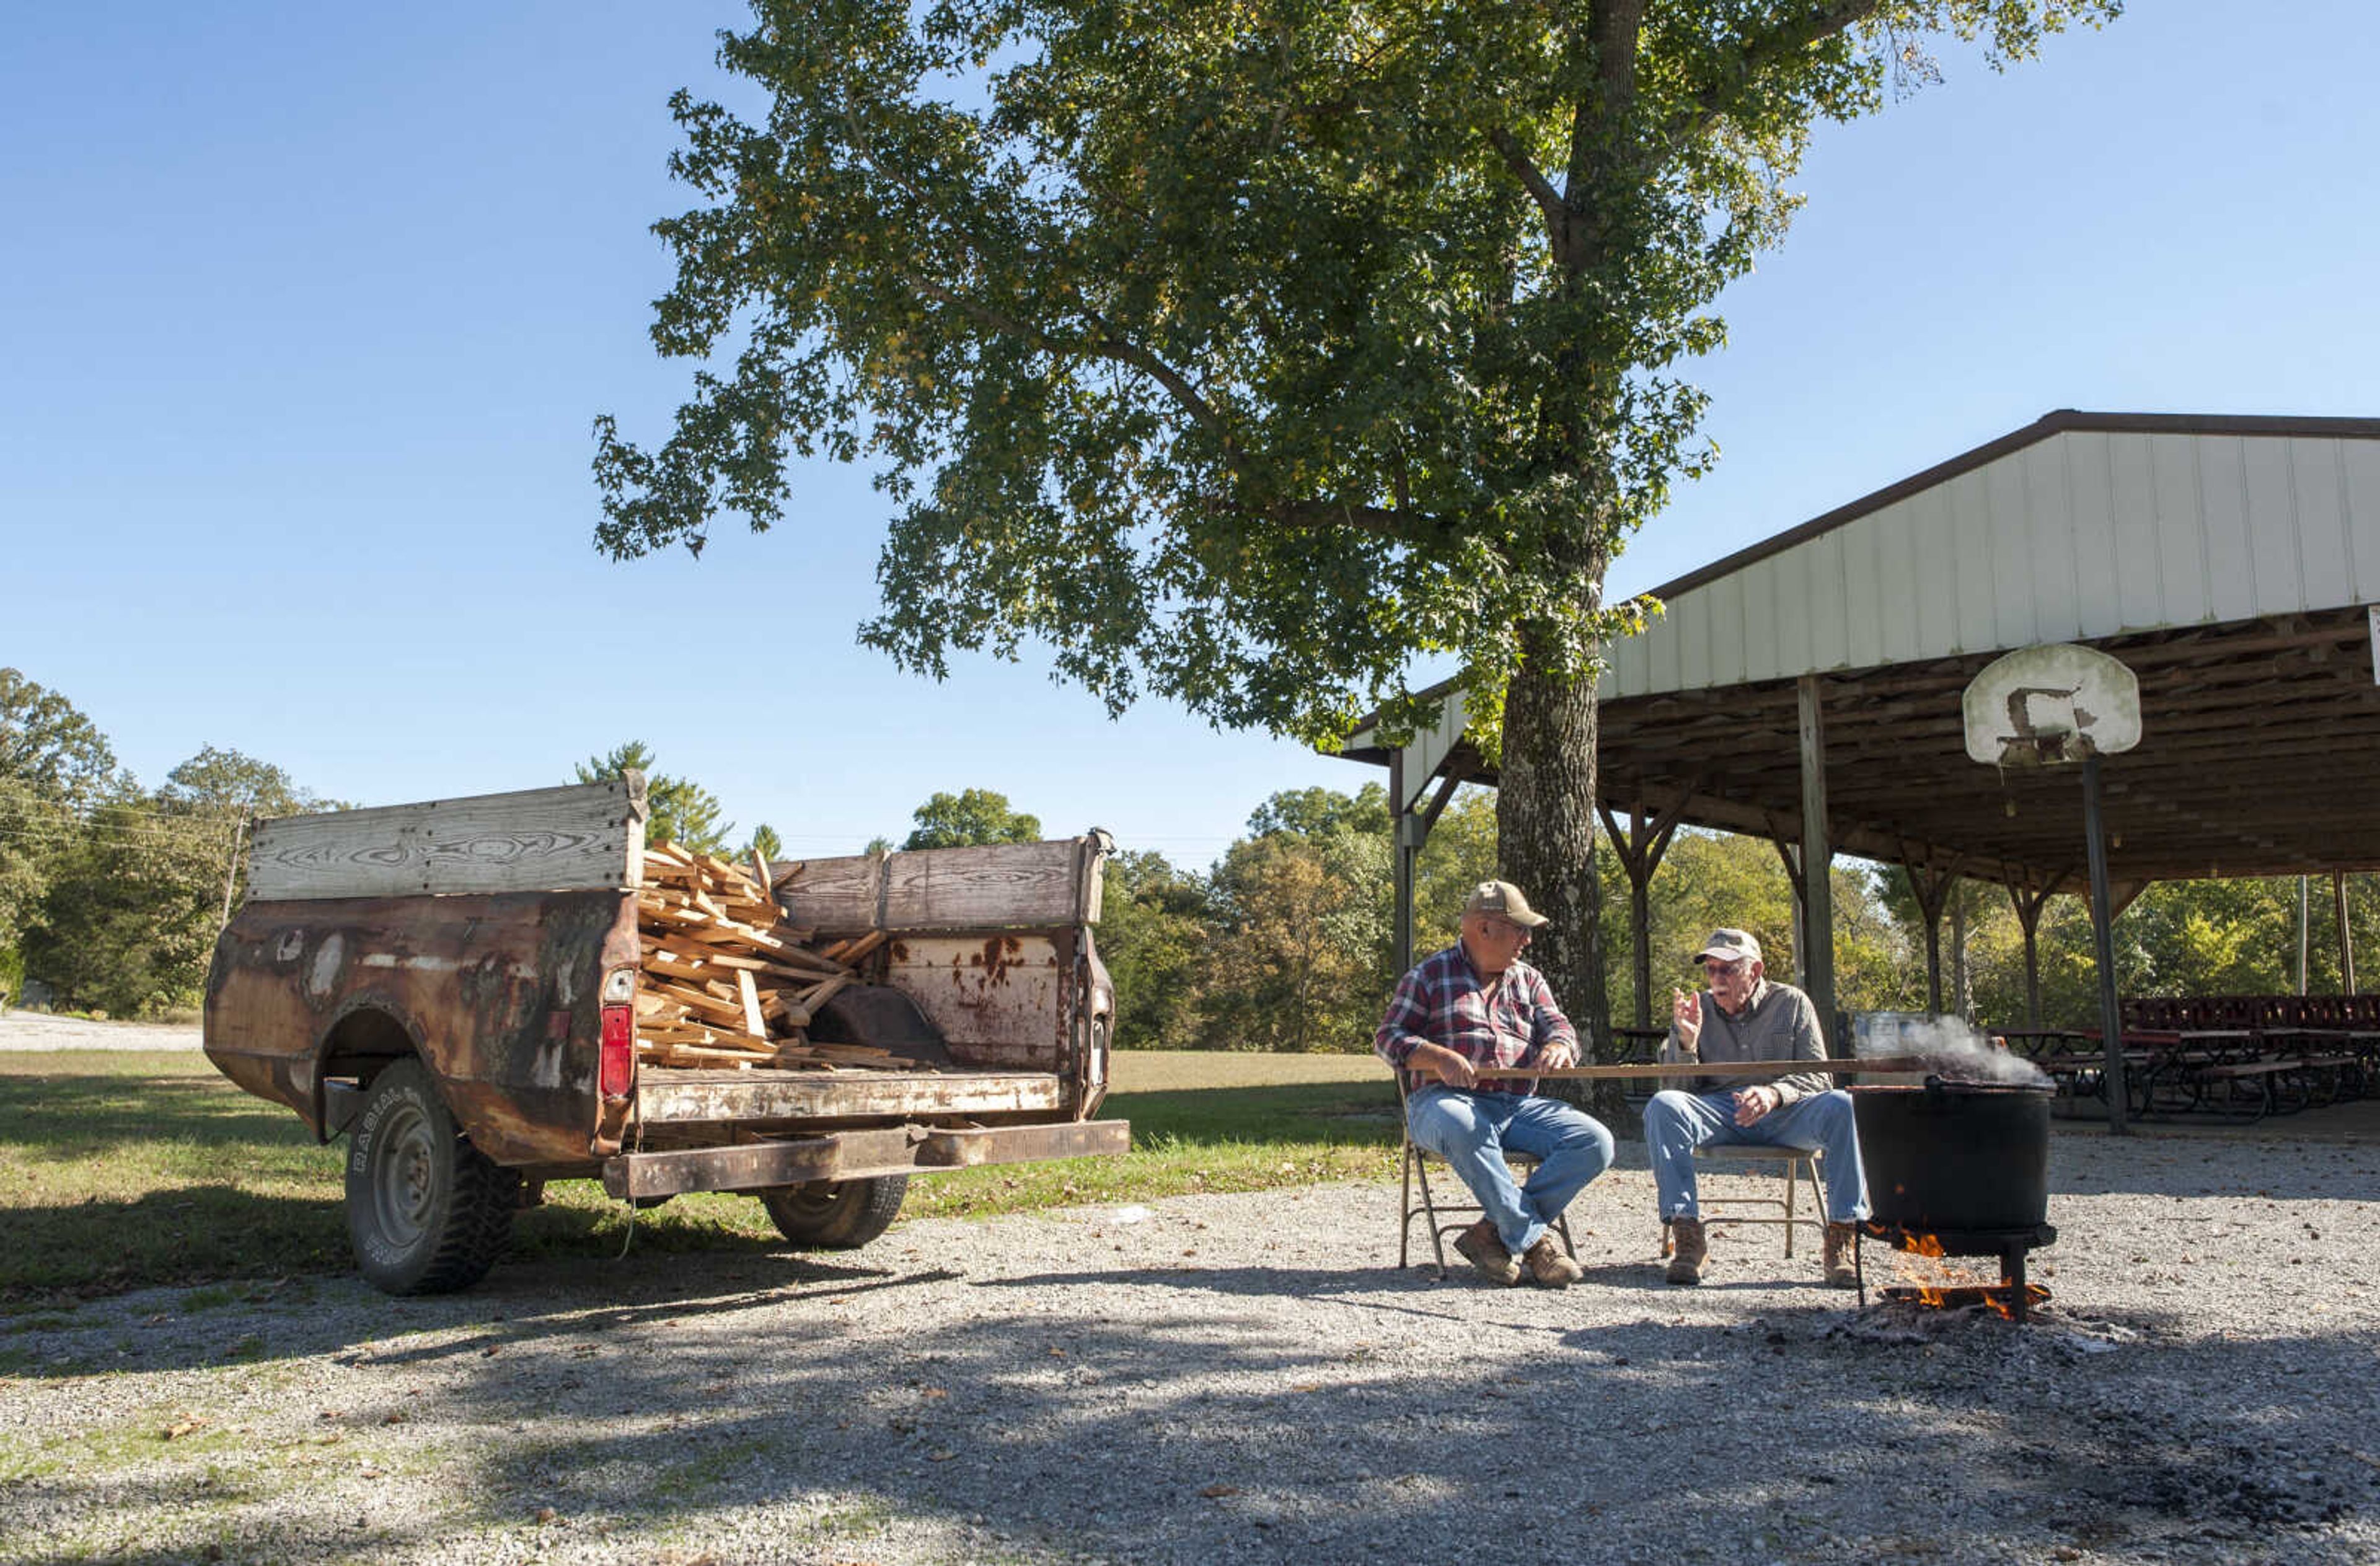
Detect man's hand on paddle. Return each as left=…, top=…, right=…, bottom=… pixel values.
left=1418, top=1044, right=1477, bottom=1089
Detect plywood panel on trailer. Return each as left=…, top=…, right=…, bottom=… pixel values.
left=774, top=839, right=1103, bottom=933
left=247, top=778, right=646, bottom=902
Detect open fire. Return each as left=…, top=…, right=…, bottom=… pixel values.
left=1867, top=1228, right=2053, bottom=1321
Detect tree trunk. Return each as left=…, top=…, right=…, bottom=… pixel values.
left=1498, top=628, right=1620, bottom=1127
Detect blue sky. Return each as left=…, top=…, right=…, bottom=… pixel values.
left=6, top=2, right=2374, bottom=867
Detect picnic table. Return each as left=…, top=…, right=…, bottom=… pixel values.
left=2047, top=1026, right=2367, bottom=1122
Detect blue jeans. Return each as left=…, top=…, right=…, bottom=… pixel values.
left=1643, top=1087, right=1869, bottom=1225
left=1406, top=1087, right=1616, bottom=1256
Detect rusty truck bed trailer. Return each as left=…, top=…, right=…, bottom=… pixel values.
left=203, top=775, right=1126, bottom=1294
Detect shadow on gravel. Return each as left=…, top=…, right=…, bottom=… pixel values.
left=12, top=1252, right=2380, bottom=1565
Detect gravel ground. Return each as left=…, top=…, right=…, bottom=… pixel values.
left=5, top=1125, right=2379, bottom=1565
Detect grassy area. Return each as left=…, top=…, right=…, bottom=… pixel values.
left=0, top=1050, right=1401, bottom=1303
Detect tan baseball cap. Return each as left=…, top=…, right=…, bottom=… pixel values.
left=1463, top=879, right=1549, bottom=928
left=1695, top=928, right=1762, bottom=965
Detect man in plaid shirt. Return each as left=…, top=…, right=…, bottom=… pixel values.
left=1375, top=880, right=1615, bottom=1287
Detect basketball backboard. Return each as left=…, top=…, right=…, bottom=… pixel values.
left=1962, top=644, right=2141, bottom=767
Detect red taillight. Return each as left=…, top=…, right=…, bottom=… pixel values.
left=599, top=1003, right=635, bottom=1098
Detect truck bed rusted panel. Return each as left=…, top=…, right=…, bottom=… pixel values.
left=204, top=889, right=638, bottom=1166
left=884, top=933, right=1078, bottom=1071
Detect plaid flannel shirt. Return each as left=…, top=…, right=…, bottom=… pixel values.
left=1373, top=943, right=1577, bottom=1094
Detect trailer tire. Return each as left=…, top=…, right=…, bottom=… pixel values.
left=345, top=1060, right=518, bottom=1295
left=758, top=1175, right=908, bottom=1250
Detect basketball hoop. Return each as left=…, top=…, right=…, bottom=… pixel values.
left=1962, top=645, right=2141, bottom=768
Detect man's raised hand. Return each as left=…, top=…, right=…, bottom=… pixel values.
left=1671, top=987, right=1703, bottom=1052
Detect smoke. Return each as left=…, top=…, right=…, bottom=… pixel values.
left=1851, top=1011, right=2052, bottom=1088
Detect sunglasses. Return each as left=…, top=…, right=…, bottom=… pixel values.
left=1702, top=957, right=1747, bottom=977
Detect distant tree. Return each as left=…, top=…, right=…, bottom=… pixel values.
left=0, top=668, right=119, bottom=811
left=160, top=745, right=343, bottom=820
left=1245, top=785, right=1390, bottom=841
left=1197, top=826, right=1388, bottom=1052
left=576, top=740, right=733, bottom=854
left=155, top=746, right=352, bottom=917
left=1642, top=831, right=1797, bottom=991
left=0, top=672, right=121, bottom=985
left=25, top=788, right=221, bottom=1018
left=902, top=789, right=1041, bottom=850
left=0, top=778, right=69, bottom=975
left=746, top=823, right=783, bottom=863
left=1095, top=848, right=1210, bottom=1049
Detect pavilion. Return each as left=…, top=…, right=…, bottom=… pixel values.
left=1337, top=410, right=2380, bottom=1094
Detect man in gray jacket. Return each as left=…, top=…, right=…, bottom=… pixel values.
left=1646, top=929, right=1867, bottom=1287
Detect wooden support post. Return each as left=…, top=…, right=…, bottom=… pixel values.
left=2298, top=874, right=2312, bottom=996
left=2004, top=876, right=2057, bottom=1030
left=1797, top=675, right=1835, bottom=1045
left=1390, top=752, right=1415, bottom=979
left=2082, top=755, right=2129, bottom=1136
left=2338, top=871, right=2358, bottom=994
left=1599, top=788, right=1691, bottom=1032
left=1902, top=857, right=1957, bottom=1016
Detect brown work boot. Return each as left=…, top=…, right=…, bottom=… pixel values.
left=1665, top=1216, right=1707, bottom=1286
left=1453, top=1219, right=1521, bottom=1286
left=1823, top=1222, right=1860, bottom=1289
left=1522, top=1235, right=1583, bottom=1289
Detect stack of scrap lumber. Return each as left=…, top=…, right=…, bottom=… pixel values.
left=635, top=843, right=906, bottom=1071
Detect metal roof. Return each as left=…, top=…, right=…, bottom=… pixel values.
left=1339, top=411, right=2380, bottom=891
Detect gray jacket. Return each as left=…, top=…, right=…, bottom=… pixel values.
left=1660, top=978, right=1833, bottom=1105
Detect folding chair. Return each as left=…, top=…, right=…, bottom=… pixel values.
left=1659, top=1144, right=1825, bottom=1259
left=1395, top=1070, right=1577, bottom=1275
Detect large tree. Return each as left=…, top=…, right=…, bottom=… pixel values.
left=901, top=788, right=1043, bottom=850
left=575, top=741, right=734, bottom=854
left=594, top=0, right=2117, bottom=1042
left=0, top=671, right=120, bottom=974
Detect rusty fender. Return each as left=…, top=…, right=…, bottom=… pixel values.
left=603, top=1119, right=1133, bottom=1202
left=204, top=889, right=639, bottom=1168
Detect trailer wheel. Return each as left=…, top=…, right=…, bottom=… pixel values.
left=758, top=1176, right=908, bottom=1250
left=345, top=1060, right=518, bottom=1295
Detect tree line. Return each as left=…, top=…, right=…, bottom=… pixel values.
left=1097, top=792, right=2380, bottom=1053
left=6, top=664, right=2371, bottom=1036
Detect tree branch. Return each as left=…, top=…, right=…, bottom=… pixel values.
left=1487, top=125, right=1566, bottom=244
left=1679, top=0, right=1884, bottom=139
